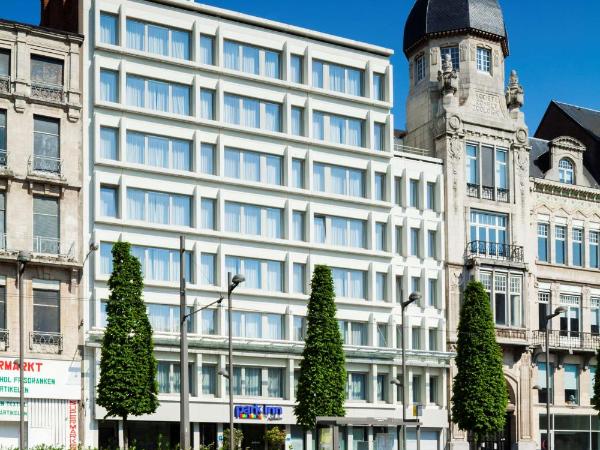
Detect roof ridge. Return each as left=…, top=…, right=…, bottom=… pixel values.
left=554, top=100, right=600, bottom=115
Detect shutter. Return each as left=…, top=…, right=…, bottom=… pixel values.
left=481, top=145, right=494, bottom=187
left=33, top=197, right=59, bottom=239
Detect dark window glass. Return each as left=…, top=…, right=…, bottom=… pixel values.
left=31, top=56, right=63, bottom=86
left=33, top=289, right=60, bottom=333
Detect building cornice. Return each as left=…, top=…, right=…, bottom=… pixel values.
left=0, top=18, right=83, bottom=43
left=532, top=177, right=600, bottom=202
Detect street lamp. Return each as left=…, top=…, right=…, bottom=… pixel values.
left=17, top=250, right=31, bottom=450
left=226, top=272, right=244, bottom=450
left=543, top=306, right=566, bottom=450
left=400, top=292, right=421, bottom=450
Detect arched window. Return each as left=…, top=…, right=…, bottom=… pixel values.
left=559, top=158, right=575, bottom=184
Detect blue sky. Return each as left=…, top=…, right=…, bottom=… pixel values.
left=6, top=0, right=600, bottom=131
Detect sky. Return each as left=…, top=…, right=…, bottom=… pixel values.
left=5, top=0, right=600, bottom=131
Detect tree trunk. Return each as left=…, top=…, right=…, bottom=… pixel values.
left=123, top=415, right=129, bottom=450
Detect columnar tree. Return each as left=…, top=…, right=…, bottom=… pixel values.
left=97, top=242, right=159, bottom=450
left=294, top=265, right=346, bottom=429
left=451, top=280, right=508, bottom=448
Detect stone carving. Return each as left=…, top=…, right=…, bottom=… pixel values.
left=493, top=49, right=500, bottom=67
left=438, top=54, right=459, bottom=97
left=506, top=70, right=525, bottom=112
left=473, top=91, right=502, bottom=117
left=31, top=83, right=64, bottom=103
left=516, top=128, right=528, bottom=144
left=430, top=47, right=438, bottom=66
left=448, top=115, right=461, bottom=131
left=460, top=43, right=468, bottom=62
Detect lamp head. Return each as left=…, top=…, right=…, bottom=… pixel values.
left=17, top=251, right=32, bottom=264
left=402, top=292, right=421, bottom=309
left=232, top=274, right=245, bottom=285
left=554, top=306, right=567, bottom=315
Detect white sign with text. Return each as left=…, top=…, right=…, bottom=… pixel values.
left=0, top=359, right=80, bottom=400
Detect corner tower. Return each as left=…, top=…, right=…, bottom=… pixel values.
left=403, top=1, right=536, bottom=450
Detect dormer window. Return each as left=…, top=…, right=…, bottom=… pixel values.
left=476, top=47, right=491, bottom=73
left=415, top=54, right=425, bottom=83
left=558, top=158, right=575, bottom=184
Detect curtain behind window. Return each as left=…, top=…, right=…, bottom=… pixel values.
left=265, top=51, right=280, bottom=78
left=127, top=189, right=145, bottom=221
left=147, top=135, right=168, bottom=168
left=148, top=25, right=169, bottom=56
left=223, top=41, right=239, bottom=70
left=171, top=30, right=190, bottom=60
left=100, top=127, right=117, bottom=160
left=126, top=131, right=145, bottom=164
left=126, top=76, right=145, bottom=108
left=126, top=20, right=145, bottom=51
left=172, top=84, right=190, bottom=115
left=172, top=139, right=191, bottom=171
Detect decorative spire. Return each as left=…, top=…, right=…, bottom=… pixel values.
left=438, top=53, right=458, bottom=97
left=506, top=69, right=524, bottom=112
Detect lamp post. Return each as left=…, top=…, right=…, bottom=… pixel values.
left=401, top=291, right=421, bottom=450
left=17, top=250, right=31, bottom=450
left=543, top=306, right=566, bottom=450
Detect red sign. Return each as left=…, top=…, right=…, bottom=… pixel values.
left=68, top=400, right=78, bottom=450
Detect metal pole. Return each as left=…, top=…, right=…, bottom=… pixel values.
left=416, top=425, right=421, bottom=450
left=18, top=261, right=25, bottom=450
left=180, top=236, right=190, bottom=450
left=545, top=325, right=551, bottom=450
left=228, top=272, right=234, bottom=450
left=401, top=305, right=407, bottom=450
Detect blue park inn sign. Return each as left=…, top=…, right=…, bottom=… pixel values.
left=234, top=404, right=283, bottom=421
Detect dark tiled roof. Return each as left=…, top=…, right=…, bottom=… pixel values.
left=403, top=0, right=508, bottom=56
left=553, top=102, right=600, bottom=141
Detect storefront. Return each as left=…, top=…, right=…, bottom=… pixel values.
left=540, top=414, right=600, bottom=450
left=0, top=358, right=81, bottom=448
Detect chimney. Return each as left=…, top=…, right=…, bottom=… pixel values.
left=40, top=0, right=79, bottom=33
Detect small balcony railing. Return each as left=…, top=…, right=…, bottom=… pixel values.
left=29, top=155, right=61, bottom=175
left=0, top=76, right=10, bottom=94
left=33, top=236, right=61, bottom=255
left=0, top=149, right=6, bottom=167
left=466, top=184, right=510, bottom=203
left=495, top=327, right=527, bottom=342
left=29, top=331, right=63, bottom=353
left=467, top=241, right=524, bottom=263
left=393, top=143, right=435, bottom=158
left=531, top=330, right=600, bottom=352
left=31, top=82, right=64, bottom=103
left=0, top=329, right=9, bottom=350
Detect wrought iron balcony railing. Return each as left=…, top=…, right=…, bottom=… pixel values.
left=0, top=329, right=9, bottom=350
left=33, top=236, right=61, bottom=255
left=0, top=76, right=10, bottom=94
left=29, top=154, right=62, bottom=175
left=31, top=82, right=64, bottom=103
left=467, top=240, right=524, bottom=263
left=495, top=327, right=527, bottom=342
left=30, top=331, right=63, bottom=353
left=531, top=330, right=600, bottom=352
left=466, top=183, right=510, bottom=203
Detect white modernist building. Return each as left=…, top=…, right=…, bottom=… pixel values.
left=78, top=0, right=451, bottom=449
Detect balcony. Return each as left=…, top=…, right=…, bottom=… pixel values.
left=31, top=82, right=64, bottom=103
left=29, top=331, right=63, bottom=353
left=467, top=241, right=524, bottom=263
left=33, top=236, right=61, bottom=255
left=466, top=183, right=510, bottom=203
left=495, top=327, right=527, bottom=343
left=531, top=330, right=600, bottom=353
left=0, top=76, right=9, bottom=94
left=0, top=329, right=9, bottom=350
left=394, top=143, right=436, bottom=158
left=29, top=155, right=62, bottom=175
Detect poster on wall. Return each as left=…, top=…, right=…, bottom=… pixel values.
left=0, top=359, right=80, bottom=400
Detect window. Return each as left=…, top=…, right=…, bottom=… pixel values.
left=100, top=12, right=119, bottom=45
left=373, top=73, right=385, bottom=101
left=157, top=361, right=193, bottom=394
left=31, top=55, right=63, bottom=88
left=131, top=245, right=193, bottom=282
left=591, top=231, right=600, bottom=269
left=573, top=228, right=583, bottom=267
left=294, top=316, right=306, bottom=341
left=265, top=315, right=284, bottom=341
left=559, top=159, right=575, bottom=184
left=480, top=271, right=522, bottom=327
left=200, top=143, right=215, bottom=175
left=224, top=40, right=281, bottom=79
left=200, top=35, right=215, bottom=65
left=292, top=211, right=305, bottom=241
left=313, top=215, right=366, bottom=249
left=537, top=362, right=554, bottom=404
left=224, top=148, right=282, bottom=185
left=200, top=198, right=215, bottom=230
left=396, top=226, right=403, bottom=255
left=426, top=182, right=436, bottom=210
left=377, top=374, right=387, bottom=402
left=347, top=373, right=367, bottom=400
left=410, top=228, right=420, bottom=257
left=292, top=159, right=304, bottom=189
left=377, top=323, right=388, bottom=347
left=312, top=60, right=363, bottom=96
left=33, top=196, right=59, bottom=254
left=100, top=243, right=114, bottom=275
left=147, top=304, right=192, bottom=333
left=466, top=144, right=478, bottom=185
left=224, top=94, right=281, bottom=132
left=411, top=277, right=421, bottom=299
left=33, top=116, right=60, bottom=173
left=339, top=321, right=368, bottom=346
left=202, top=365, right=216, bottom=395
left=376, top=272, right=386, bottom=302
left=291, top=106, right=304, bottom=136
left=293, top=263, right=306, bottom=294
left=100, top=127, right=118, bottom=160
left=126, top=75, right=190, bottom=115
left=126, top=131, right=192, bottom=171
left=428, top=329, right=438, bottom=351
left=376, top=222, right=386, bottom=251
left=374, top=123, right=385, bottom=151
left=559, top=294, right=581, bottom=338
left=202, top=309, right=217, bottom=335
left=555, top=225, right=566, bottom=264
left=409, top=179, right=419, bottom=208
left=313, top=111, right=364, bottom=147
left=466, top=143, right=509, bottom=201
left=0, top=193, right=4, bottom=248
left=290, top=55, right=303, bottom=83
left=564, top=364, right=579, bottom=405
left=0, top=50, right=8, bottom=79
left=100, top=185, right=118, bottom=218
left=200, top=89, right=215, bottom=120
left=411, top=327, right=421, bottom=350
left=268, top=368, right=284, bottom=398
left=415, top=54, right=425, bottom=82
left=100, top=69, right=118, bottom=102
left=225, top=202, right=283, bottom=239
left=441, top=46, right=459, bottom=69
left=429, top=375, right=439, bottom=404
left=591, top=299, right=600, bottom=335
left=427, top=230, right=437, bottom=259
left=476, top=47, right=491, bottom=73
left=538, top=291, right=550, bottom=331
left=375, top=172, right=386, bottom=201
left=125, top=19, right=190, bottom=60
left=469, top=211, right=507, bottom=257
left=231, top=366, right=262, bottom=396
left=428, top=279, right=438, bottom=308
left=496, top=149, right=508, bottom=190
left=127, top=188, right=191, bottom=227
left=0, top=285, right=6, bottom=329
left=332, top=268, right=366, bottom=299
left=200, top=253, right=216, bottom=286
left=33, top=287, right=60, bottom=334
left=412, top=375, right=422, bottom=403
left=538, top=223, right=549, bottom=262
left=226, top=256, right=283, bottom=292
left=0, top=110, right=6, bottom=165
left=313, top=163, right=365, bottom=198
